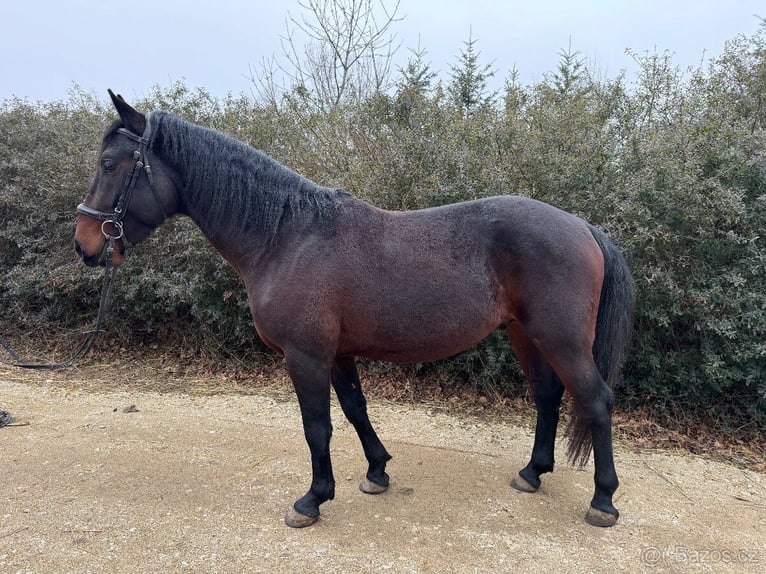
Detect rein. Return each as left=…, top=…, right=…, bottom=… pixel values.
left=0, top=120, right=155, bottom=371
left=0, top=243, right=119, bottom=370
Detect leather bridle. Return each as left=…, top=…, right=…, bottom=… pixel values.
left=76, top=114, right=167, bottom=249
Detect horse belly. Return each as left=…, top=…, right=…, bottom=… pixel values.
left=359, top=322, right=499, bottom=363
left=341, top=271, right=505, bottom=363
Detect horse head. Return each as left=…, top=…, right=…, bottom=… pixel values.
left=74, top=90, right=178, bottom=267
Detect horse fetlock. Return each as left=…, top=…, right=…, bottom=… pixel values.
left=366, top=462, right=390, bottom=482
left=294, top=487, right=332, bottom=518
left=517, top=466, right=544, bottom=489
left=530, top=457, right=555, bottom=476
left=312, top=482, right=335, bottom=502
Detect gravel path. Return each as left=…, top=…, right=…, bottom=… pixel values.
left=1, top=378, right=764, bottom=573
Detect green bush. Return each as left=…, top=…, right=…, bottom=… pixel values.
left=1, top=25, right=764, bottom=426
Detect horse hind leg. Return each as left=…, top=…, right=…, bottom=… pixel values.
left=541, top=345, right=620, bottom=527
left=331, top=356, right=392, bottom=494
left=507, top=322, right=620, bottom=527
left=566, top=368, right=620, bottom=527
left=507, top=323, right=565, bottom=493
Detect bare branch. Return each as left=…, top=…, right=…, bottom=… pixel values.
left=251, top=0, right=402, bottom=111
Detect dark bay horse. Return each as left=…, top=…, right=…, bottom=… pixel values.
left=75, top=91, right=635, bottom=528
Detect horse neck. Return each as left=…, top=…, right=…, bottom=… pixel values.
left=153, top=113, right=327, bottom=268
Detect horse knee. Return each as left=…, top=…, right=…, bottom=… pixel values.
left=304, top=420, right=333, bottom=450
left=340, top=398, right=368, bottom=425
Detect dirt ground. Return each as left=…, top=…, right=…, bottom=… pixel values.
left=1, top=363, right=764, bottom=574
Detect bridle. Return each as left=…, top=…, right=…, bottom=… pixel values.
left=76, top=115, right=160, bottom=250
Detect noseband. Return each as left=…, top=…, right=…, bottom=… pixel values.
left=76, top=115, right=165, bottom=249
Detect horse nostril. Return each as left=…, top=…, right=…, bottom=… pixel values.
left=74, top=239, right=84, bottom=258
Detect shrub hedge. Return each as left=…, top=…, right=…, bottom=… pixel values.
left=1, top=26, right=764, bottom=425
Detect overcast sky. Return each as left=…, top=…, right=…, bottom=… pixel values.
left=1, top=0, right=763, bottom=103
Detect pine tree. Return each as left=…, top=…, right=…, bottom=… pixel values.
left=449, top=33, right=496, bottom=114
left=395, top=46, right=437, bottom=124
left=552, top=41, right=586, bottom=95
left=398, top=45, right=436, bottom=94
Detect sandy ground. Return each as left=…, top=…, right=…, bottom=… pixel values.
left=1, top=374, right=764, bottom=574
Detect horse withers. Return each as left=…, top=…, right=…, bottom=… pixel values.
left=75, top=91, right=635, bottom=528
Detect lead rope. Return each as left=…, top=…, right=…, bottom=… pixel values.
left=0, top=237, right=119, bottom=371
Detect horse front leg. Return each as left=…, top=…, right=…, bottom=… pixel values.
left=331, top=356, right=392, bottom=494
left=284, top=349, right=335, bottom=528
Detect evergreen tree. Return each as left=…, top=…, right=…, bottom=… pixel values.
left=552, top=41, right=586, bottom=95
left=395, top=45, right=436, bottom=124
left=448, top=33, right=496, bottom=114
left=398, top=45, right=437, bottom=94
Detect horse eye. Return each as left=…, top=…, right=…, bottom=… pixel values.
left=102, top=158, right=116, bottom=172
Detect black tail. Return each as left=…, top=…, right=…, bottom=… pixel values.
left=567, top=224, right=635, bottom=466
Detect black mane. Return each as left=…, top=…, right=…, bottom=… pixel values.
left=148, top=112, right=346, bottom=241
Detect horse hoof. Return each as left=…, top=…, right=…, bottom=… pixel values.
left=585, top=506, right=619, bottom=527
left=510, top=473, right=538, bottom=493
left=359, top=477, right=389, bottom=494
left=284, top=507, right=319, bottom=528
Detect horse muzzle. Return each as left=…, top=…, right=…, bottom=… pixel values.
left=74, top=238, right=103, bottom=267
left=74, top=237, right=126, bottom=268
left=74, top=215, right=126, bottom=267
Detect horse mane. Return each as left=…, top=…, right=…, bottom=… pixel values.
left=148, top=111, right=346, bottom=241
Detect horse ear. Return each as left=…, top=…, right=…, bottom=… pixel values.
left=108, top=89, right=146, bottom=135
